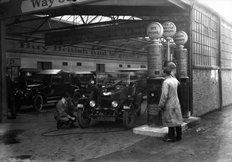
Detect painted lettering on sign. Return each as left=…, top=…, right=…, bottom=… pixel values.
left=21, top=0, right=98, bottom=13
left=18, top=41, right=146, bottom=61
left=146, top=22, right=163, bottom=40
left=173, top=31, right=188, bottom=45
left=162, top=21, right=176, bottom=38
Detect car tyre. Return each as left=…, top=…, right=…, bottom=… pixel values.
left=33, top=94, right=43, bottom=112
left=77, top=109, right=91, bottom=128
left=123, top=104, right=136, bottom=129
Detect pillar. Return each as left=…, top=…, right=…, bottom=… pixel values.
left=0, top=19, right=7, bottom=122
left=175, top=46, right=190, bottom=118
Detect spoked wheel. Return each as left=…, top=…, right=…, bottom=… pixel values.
left=123, top=104, right=136, bottom=129
left=33, top=95, right=43, bottom=112
left=77, top=109, right=91, bottom=128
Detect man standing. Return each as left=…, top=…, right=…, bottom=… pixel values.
left=158, top=62, right=183, bottom=142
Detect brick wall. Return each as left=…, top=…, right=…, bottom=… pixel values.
left=221, top=70, right=232, bottom=106
left=192, top=69, right=220, bottom=116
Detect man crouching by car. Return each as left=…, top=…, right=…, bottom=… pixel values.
left=54, top=92, right=78, bottom=129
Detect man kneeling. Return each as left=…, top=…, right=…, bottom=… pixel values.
left=54, top=93, right=77, bottom=129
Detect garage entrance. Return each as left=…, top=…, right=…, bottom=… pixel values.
left=0, top=0, right=191, bottom=122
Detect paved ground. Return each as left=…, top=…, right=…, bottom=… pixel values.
left=1, top=102, right=232, bottom=162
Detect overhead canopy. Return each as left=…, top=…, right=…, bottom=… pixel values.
left=1, top=0, right=191, bottom=18
left=1, top=0, right=192, bottom=55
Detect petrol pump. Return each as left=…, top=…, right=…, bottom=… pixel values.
left=146, top=22, right=164, bottom=127
left=173, top=31, right=190, bottom=118
left=146, top=21, right=179, bottom=127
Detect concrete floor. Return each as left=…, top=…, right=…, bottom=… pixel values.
left=0, top=102, right=232, bottom=162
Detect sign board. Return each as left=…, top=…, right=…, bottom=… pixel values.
left=173, top=31, right=188, bottom=45
left=162, top=21, right=176, bottom=38
left=7, top=58, right=21, bottom=67
left=146, top=22, right=163, bottom=40
left=0, top=0, right=9, bottom=4
left=21, top=0, right=101, bottom=13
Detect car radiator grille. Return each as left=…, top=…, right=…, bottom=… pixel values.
left=99, top=96, right=112, bottom=108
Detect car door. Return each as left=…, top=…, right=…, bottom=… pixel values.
left=61, top=73, right=73, bottom=95
left=50, top=74, right=64, bottom=98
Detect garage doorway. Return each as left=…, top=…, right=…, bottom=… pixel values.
left=96, top=64, right=105, bottom=72
left=37, top=62, right=52, bottom=70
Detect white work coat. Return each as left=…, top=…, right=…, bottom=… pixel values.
left=158, top=75, right=183, bottom=127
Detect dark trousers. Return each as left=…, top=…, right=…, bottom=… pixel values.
left=168, top=126, right=182, bottom=140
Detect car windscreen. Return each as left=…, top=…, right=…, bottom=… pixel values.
left=96, top=72, right=130, bottom=85
left=78, top=74, right=95, bottom=83
left=25, top=74, right=45, bottom=85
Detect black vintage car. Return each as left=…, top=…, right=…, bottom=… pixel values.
left=71, top=71, right=96, bottom=93
left=14, top=69, right=81, bottom=112
left=76, top=72, right=143, bottom=129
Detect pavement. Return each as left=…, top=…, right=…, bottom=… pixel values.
left=0, top=102, right=232, bottom=162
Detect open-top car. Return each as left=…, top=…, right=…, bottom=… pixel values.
left=14, top=69, right=81, bottom=112
left=71, top=71, right=96, bottom=95
left=118, top=68, right=147, bottom=96
left=76, top=71, right=143, bottom=129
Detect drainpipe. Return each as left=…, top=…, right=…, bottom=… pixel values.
left=218, top=16, right=223, bottom=111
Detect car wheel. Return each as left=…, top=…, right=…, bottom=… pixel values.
left=77, top=109, right=91, bottom=128
left=123, top=104, right=136, bottom=129
left=33, top=95, right=43, bottom=112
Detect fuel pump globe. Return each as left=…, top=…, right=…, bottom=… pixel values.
left=173, top=31, right=188, bottom=46
left=162, top=21, right=176, bottom=38
left=146, top=22, right=163, bottom=40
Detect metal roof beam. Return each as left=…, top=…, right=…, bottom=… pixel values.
left=168, top=0, right=190, bottom=11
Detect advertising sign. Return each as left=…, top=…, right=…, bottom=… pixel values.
left=146, top=22, right=163, bottom=40
left=21, top=0, right=101, bottom=13
left=173, top=31, right=188, bottom=45
left=162, top=21, right=176, bottom=38
left=0, top=0, right=10, bottom=4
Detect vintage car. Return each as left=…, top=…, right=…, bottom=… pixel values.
left=118, top=68, right=147, bottom=96
left=76, top=72, right=143, bottom=129
left=14, top=69, right=81, bottom=112
left=71, top=71, right=96, bottom=93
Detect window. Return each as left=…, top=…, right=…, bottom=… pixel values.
left=96, top=64, right=105, bottom=72
left=119, top=64, right=123, bottom=68
left=127, top=65, right=131, bottom=68
left=37, top=61, right=52, bottom=70
left=63, top=74, right=71, bottom=84
left=140, top=65, right=146, bottom=68
left=192, top=8, right=219, bottom=67
left=62, top=62, right=68, bottom=66
left=76, top=62, right=82, bottom=66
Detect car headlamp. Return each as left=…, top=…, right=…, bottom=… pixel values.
left=90, top=80, right=95, bottom=84
left=103, top=92, right=112, bottom=96
left=77, top=104, right=84, bottom=108
left=112, top=101, right=118, bottom=108
left=89, top=100, right=96, bottom=107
